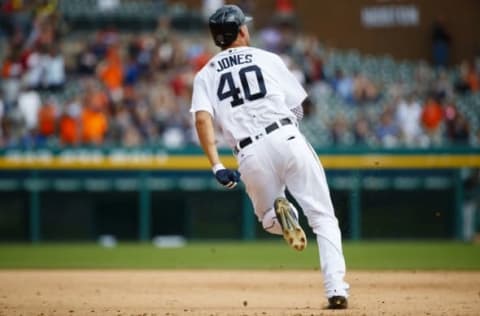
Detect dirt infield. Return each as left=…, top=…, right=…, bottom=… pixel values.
left=0, top=270, right=479, bottom=316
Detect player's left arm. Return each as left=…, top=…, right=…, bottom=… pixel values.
left=291, top=102, right=305, bottom=122
left=195, top=111, right=240, bottom=189
left=268, top=53, right=308, bottom=123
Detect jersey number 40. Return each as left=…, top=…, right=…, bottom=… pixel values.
left=217, top=65, right=267, bottom=107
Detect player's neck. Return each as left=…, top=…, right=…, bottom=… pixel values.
left=223, top=45, right=247, bottom=51
left=223, top=38, right=249, bottom=51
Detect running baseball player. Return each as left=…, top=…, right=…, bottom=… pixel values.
left=190, top=5, right=349, bottom=309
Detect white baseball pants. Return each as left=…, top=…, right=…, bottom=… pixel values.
left=235, top=123, right=349, bottom=298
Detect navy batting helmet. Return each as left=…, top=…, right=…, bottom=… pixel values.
left=208, top=5, right=252, bottom=48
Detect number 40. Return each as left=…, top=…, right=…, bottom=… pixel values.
left=217, top=65, right=267, bottom=107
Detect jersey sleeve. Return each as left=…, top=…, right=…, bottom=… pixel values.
left=190, top=72, right=214, bottom=117
left=270, top=54, right=307, bottom=109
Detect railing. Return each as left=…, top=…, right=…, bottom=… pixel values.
left=0, top=146, right=479, bottom=242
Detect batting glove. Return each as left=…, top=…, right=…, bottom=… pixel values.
left=212, top=164, right=240, bottom=189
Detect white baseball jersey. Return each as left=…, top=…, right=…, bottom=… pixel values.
left=191, top=45, right=349, bottom=299
left=190, top=46, right=307, bottom=148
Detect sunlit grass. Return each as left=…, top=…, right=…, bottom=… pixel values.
left=0, top=241, right=478, bottom=270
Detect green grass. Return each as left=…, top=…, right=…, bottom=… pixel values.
left=0, top=241, right=479, bottom=270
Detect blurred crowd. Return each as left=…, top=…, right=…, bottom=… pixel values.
left=0, top=0, right=480, bottom=149
left=321, top=62, right=478, bottom=148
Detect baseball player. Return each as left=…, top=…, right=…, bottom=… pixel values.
left=190, top=5, right=349, bottom=309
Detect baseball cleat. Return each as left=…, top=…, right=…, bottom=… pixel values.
left=327, top=296, right=348, bottom=309
left=274, top=197, right=307, bottom=251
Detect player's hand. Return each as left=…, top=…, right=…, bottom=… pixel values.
left=215, top=169, right=240, bottom=189
left=213, top=164, right=240, bottom=189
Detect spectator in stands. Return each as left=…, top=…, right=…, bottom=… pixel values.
left=375, top=107, right=400, bottom=147
left=128, top=37, right=148, bottom=76
left=300, top=37, right=325, bottom=84
left=162, top=126, right=188, bottom=148
left=447, top=112, right=470, bottom=144
left=1, top=49, right=23, bottom=108
left=396, top=93, right=423, bottom=146
left=81, top=89, right=108, bottom=145
left=433, top=69, right=454, bottom=101
left=19, top=127, right=45, bottom=148
left=25, top=11, right=57, bottom=49
left=331, top=68, right=354, bottom=104
left=169, top=71, right=194, bottom=99
left=81, top=106, right=108, bottom=146
left=31, top=1, right=60, bottom=47
left=121, top=84, right=137, bottom=109
left=109, top=102, right=130, bottom=144
left=91, top=29, right=119, bottom=60
left=23, top=45, right=45, bottom=89
left=154, top=14, right=172, bottom=43
left=259, top=23, right=283, bottom=54
left=43, top=44, right=65, bottom=91
left=133, top=100, right=157, bottom=142
left=330, top=114, right=349, bottom=145
left=421, top=96, right=444, bottom=145
left=455, top=60, right=479, bottom=94
left=148, top=82, right=177, bottom=134
left=124, top=52, right=141, bottom=87
left=191, top=45, right=213, bottom=73
left=122, top=123, right=142, bottom=147
left=353, top=114, right=372, bottom=145
left=17, top=85, right=41, bottom=132
left=386, top=78, right=408, bottom=100
left=97, top=45, right=124, bottom=102
left=59, top=98, right=82, bottom=146
left=2, top=103, right=22, bottom=146
left=414, top=62, right=434, bottom=97
left=444, top=100, right=458, bottom=136
left=353, top=70, right=379, bottom=104
left=84, top=81, right=109, bottom=112
left=466, top=62, right=479, bottom=93
left=77, top=42, right=98, bottom=75
left=149, top=37, right=169, bottom=71
left=455, top=61, right=471, bottom=94
left=38, top=97, right=57, bottom=139
left=431, top=16, right=451, bottom=68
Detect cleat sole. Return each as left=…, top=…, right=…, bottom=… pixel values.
left=274, top=198, right=307, bottom=251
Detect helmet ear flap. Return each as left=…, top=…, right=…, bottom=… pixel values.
left=209, top=21, right=240, bottom=47
left=215, top=34, right=224, bottom=45
left=208, top=4, right=250, bottom=48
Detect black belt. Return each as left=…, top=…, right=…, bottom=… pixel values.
left=234, top=118, right=293, bottom=154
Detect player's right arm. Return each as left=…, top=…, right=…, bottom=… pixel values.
left=194, top=110, right=240, bottom=189
left=191, top=72, right=240, bottom=189
left=194, top=111, right=221, bottom=168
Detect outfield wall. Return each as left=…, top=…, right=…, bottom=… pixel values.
left=0, top=147, right=478, bottom=242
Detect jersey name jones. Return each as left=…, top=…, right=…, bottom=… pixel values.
left=216, top=54, right=253, bottom=72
